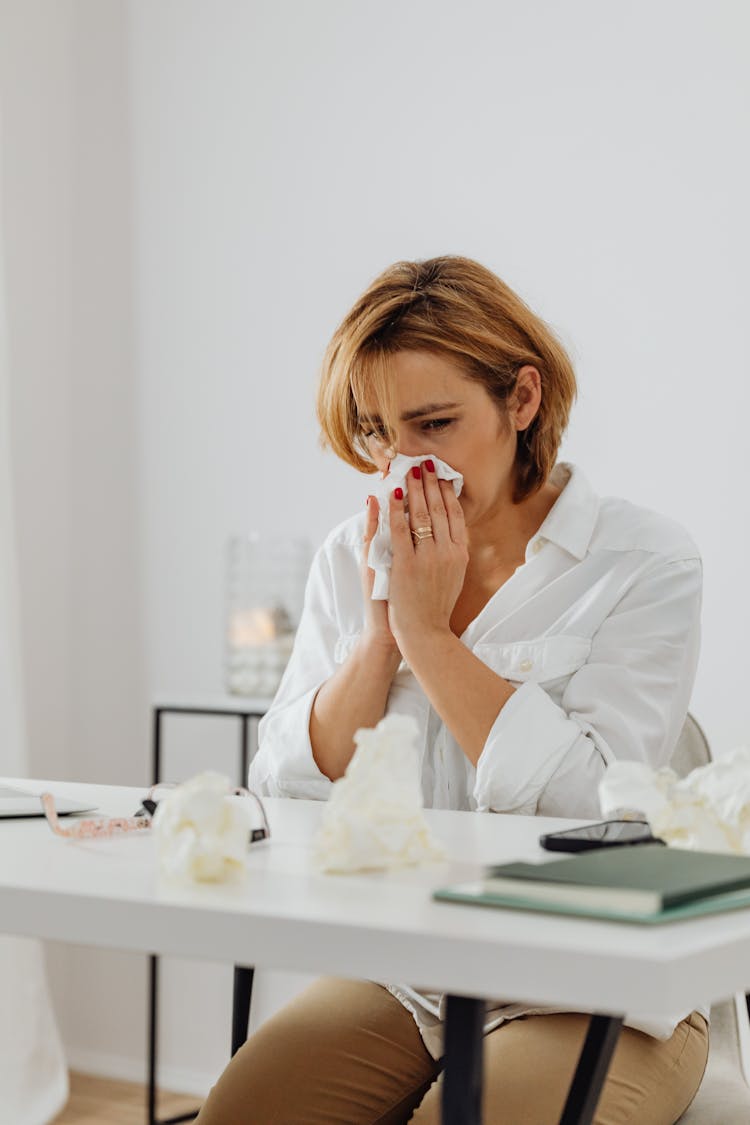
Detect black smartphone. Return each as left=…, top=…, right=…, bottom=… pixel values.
left=539, top=819, right=665, bottom=853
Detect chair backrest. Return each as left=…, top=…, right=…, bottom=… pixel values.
left=669, top=712, right=711, bottom=778
left=665, top=715, right=750, bottom=1111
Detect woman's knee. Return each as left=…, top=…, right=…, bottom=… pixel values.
left=410, top=1011, right=709, bottom=1125
left=196, top=977, right=439, bottom=1125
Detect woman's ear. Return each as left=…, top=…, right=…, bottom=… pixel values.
left=511, top=366, right=542, bottom=431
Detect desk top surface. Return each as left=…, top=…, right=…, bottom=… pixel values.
left=2, top=776, right=749, bottom=1015
left=152, top=694, right=273, bottom=713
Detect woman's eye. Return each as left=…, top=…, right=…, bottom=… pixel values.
left=421, top=418, right=453, bottom=433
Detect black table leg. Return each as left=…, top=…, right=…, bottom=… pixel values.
left=239, top=715, right=249, bottom=787
left=442, top=995, right=486, bottom=1124
left=232, top=720, right=254, bottom=1057
left=152, top=707, right=163, bottom=790
left=231, top=967, right=255, bottom=1055
left=147, top=708, right=199, bottom=1124
left=148, top=953, right=158, bottom=1125
left=147, top=709, right=163, bottom=1125
left=558, top=1014, right=623, bottom=1125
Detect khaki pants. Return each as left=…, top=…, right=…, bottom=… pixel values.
left=195, top=977, right=708, bottom=1125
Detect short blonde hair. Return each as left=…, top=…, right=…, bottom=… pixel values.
left=316, top=256, right=577, bottom=501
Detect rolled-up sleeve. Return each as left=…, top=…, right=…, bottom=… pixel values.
left=473, top=556, right=703, bottom=817
left=249, top=545, right=339, bottom=799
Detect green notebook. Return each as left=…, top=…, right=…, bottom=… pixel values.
left=434, top=844, right=750, bottom=925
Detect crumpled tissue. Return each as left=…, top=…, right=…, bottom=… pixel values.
left=367, top=453, right=463, bottom=599
left=599, top=746, right=750, bottom=854
left=152, top=771, right=254, bottom=882
left=313, top=713, right=446, bottom=873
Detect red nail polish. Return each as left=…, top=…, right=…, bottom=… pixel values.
left=394, top=487, right=403, bottom=500
left=425, top=459, right=435, bottom=473
left=411, top=465, right=422, bottom=480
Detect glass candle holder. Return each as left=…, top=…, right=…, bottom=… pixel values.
left=225, top=534, right=311, bottom=698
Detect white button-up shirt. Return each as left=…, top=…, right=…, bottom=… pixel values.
left=252, top=462, right=701, bottom=817
left=250, top=462, right=706, bottom=1053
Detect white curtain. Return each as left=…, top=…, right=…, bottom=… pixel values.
left=0, top=119, right=69, bottom=1125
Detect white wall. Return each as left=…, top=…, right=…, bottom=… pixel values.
left=128, top=0, right=750, bottom=746
left=1, top=0, right=74, bottom=786
left=0, top=0, right=157, bottom=1090
left=3, top=0, right=749, bottom=1099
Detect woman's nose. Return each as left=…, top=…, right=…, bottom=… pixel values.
left=395, top=436, right=432, bottom=459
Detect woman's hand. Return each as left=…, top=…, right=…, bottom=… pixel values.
left=386, top=459, right=469, bottom=647
left=361, top=495, right=401, bottom=655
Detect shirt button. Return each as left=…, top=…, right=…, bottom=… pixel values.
left=531, top=539, right=544, bottom=555
left=519, top=658, right=534, bottom=673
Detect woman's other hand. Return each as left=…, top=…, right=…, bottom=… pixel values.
left=387, top=459, right=469, bottom=646
left=309, top=495, right=403, bottom=782
left=362, top=495, right=401, bottom=655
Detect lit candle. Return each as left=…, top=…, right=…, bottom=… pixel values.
left=229, top=608, right=278, bottom=647
left=226, top=604, right=295, bottom=697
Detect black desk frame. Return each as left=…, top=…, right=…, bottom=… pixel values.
left=147, top=703, right=266, bottom=1125
left=145, top=703, right=671, bottom=1125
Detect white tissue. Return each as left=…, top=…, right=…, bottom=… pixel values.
left=152, top=771, right=254, bottom=882
left=599, top=746, right=750, bottom=854
left=313, top=713, right=446, bottom=873
left=367, top=453, right=463, bottom=599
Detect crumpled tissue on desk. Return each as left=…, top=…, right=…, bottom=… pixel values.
left=313, top=714, right=445, bottom=873
left=152, top=771, right=254, bottom=882
left=599, top=746, right=750, bottom=854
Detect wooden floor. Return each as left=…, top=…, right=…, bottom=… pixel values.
left=51, top=1072, right=203, bottom=1125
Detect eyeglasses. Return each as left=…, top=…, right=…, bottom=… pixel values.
left=40, top=785, right=271, bottom=843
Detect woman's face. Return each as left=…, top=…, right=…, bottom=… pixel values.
left=361, top=349, right=541, bottom=527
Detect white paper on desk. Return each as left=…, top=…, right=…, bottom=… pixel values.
left=367, top=453, right=463, bottom=600
left=312, top=713, right=445, bottom=873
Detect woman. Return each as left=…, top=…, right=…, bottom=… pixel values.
left=197, top=257, right=708, bottom=1123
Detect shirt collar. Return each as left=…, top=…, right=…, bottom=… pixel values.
left=536, top=462, right=600, bottom=562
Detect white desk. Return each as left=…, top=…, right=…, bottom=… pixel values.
left=3, top=778, right=750, bottom=1123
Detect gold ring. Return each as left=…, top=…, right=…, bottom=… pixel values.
left=411, top=525, right=434, bottom=542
